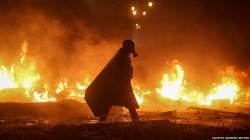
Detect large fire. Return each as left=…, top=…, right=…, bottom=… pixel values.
left=0, top=41, right=249, bottom=107
left=156, top=60, right=248, bottom=106
left=132, top=84, right=151, bottom=104
left=0, top=41, right=89, bottom=102
left=156, top=60, right=186, bottom=101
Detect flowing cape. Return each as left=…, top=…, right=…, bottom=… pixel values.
left=85, top=48, right=139, bottom=117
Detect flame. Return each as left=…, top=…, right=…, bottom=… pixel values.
left=199, top=68, right=240, bottom=105
left=131, top=7, right=135, bottom=11
left=156, top=60, right=187, bottom=101
left=34, top=91, right=56, bottom=102
left=0, top=41, right=56, bottom=102
left=156, top=61, right=246, bottom=106
left=0, top=41, right=248, bottom=108
left=20, top=41, right=28, bottom=64
left=0, top=65, right=17, bottom=89
left=132, top=84, right=151, bottom=104
left=55, top=77, right=90, bottom=100
left=55, top=79, right=68, bottom=93
left=67, top=79, right=90, bottom=100
left=143, top=11, right=146, bottom=16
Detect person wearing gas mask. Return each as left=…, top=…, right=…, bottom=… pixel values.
left=85, top=40, right=139, bottom=122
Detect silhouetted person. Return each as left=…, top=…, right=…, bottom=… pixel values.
left=85, top=40, right=139, bottom=122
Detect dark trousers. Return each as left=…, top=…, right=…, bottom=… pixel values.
left=129, top=108, right=139, bottom=120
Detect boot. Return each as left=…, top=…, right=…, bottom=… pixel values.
left=129, top=108, right=139, bottom=121
left=99, top=115, right=107, bottom=122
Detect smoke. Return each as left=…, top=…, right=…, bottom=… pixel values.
left=0, top=0, right=249, bottom=108
left=131, top=0, right=250, bottom=91
left=0, top=0, right=131, bottom=86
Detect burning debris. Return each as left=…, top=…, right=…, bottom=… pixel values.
left=0, top=41, right=249, bottom=108
left=158, top=60, right=249, bottom=106
left=0, top=41, right=91, bottom=102
left=0, top=0, right=250, bottom=139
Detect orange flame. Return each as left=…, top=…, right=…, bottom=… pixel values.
left=156, top=60, right=186, bottom=101
left=199, top=68, right=240, bottom=105
left=0, top=65, right=17, bottom=89
left=20, top=41, right=28, bottom=64
left=0, top=41, right=248, bottom=108
left=156, top=61, right=246, bottom=106
left=132, top=83, right=151, bottom=104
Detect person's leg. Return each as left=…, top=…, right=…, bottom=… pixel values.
left=99, top=115, right=107, bottom=122
left=98, top=105, right=111, bottom=122
left=129, top=108, right=139, bottom=121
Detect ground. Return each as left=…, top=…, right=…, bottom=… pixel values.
left=0, top=120, right=249, bottom=140
left=0, top=101, right=249, bottom=140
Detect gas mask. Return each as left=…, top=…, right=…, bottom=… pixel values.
left=133, top=52, right=138, bottom=57
left=122, top=40, right=138, bottom=57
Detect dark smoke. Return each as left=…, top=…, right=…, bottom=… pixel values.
left=0, top=0, right=249, bottom=103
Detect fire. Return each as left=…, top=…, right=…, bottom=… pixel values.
left=54, top=76, right=90, bottom=101
left=20, top=41, right=28, bottom=64
left=156, top=61, right=246, bottom=106
left=0, top=41, right=248, bottom=108
left=0, top=41, right=56, bottom=102
left=33, top=91, right=56, bottom=102
left=55, top=79, right=68, bottom=93
left=67, top=78, right=90, bottom=99
left=156, top=60, right=189, bottom=101
left=200, top=68, right=240, bottom=105
left=0, top=41, right=90, bottom=103
left=0, top=65, right=17, bottom=89
left=132, top=84, right=151, bottom=104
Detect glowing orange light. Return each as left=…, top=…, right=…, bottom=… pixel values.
left=156, top=61, right=243, bottom=106
left=20, top=41, right=28, bottom=64
left=131, top=7, right=135, bottom=11
left=136, top=24, right=140, bottom=29
left=133, top=11, right=137, bottom=15
left=156, top=61, right=185, bottom=101
left=132, top=84, right=151, bottom=104
left=143, top=11, right=146, bottom=15
left=148, top=2, right=153, bottom=7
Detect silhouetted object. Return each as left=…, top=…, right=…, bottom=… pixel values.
left=85, top=40, right=139, bottom=121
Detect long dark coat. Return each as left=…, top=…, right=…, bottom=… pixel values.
left=85, top=48, right=139, bottom=117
